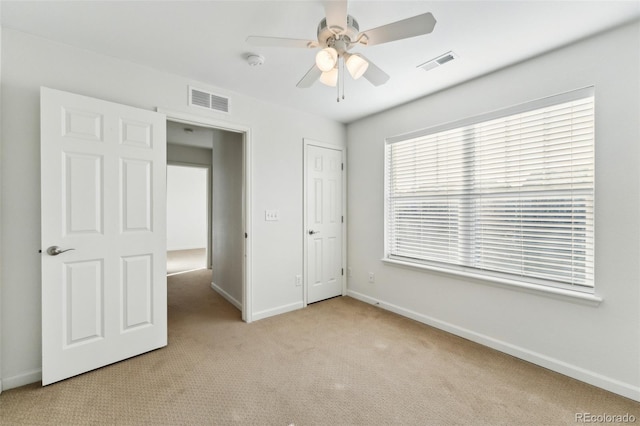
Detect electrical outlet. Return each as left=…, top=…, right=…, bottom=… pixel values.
left=368, top=272, right=375, bottom=283
left=295, top=275, right=302, bottom=286
left=265, top=209, right=279, bottom=221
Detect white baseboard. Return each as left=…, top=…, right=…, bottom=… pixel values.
left=1, top=368, right=42, bottom=391
left=347, top=289, right=640, bottom=402
left=252, top=301, right=304, bottom=321
left=210, top=282, right=242, bottom=310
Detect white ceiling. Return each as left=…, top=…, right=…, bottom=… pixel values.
left=167, top=121, right=217, bottom=149
left=2, top=1, right=638, bottom=123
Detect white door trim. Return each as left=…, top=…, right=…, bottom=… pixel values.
left=303, top=138, right=347, bottom=307
left=158, top=109, right=253, bottom=323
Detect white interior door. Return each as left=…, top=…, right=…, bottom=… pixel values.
left=306, top=144, right=344, bottom=304
left=40, top=87, right=167, bottom=385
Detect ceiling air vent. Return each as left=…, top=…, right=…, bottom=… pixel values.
left=417, top=51, right=457, bottom=72
left=188, top=86, right=230, bottom=113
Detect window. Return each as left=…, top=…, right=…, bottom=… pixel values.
left=385, top=88, right=594, bottom=292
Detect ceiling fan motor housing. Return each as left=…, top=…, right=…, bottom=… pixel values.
left=317, top=15, right=360, bottom=47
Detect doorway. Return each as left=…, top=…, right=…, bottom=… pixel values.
left=163, top=111, right=252, bottom=322
left=303, top=139, right=346, bottom=305
left=166, top=164, right=209, bottom=276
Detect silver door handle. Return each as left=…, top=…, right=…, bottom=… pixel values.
left=46, top=246, right=75, bottom=256
left=308, top=230, right=320, bottom=235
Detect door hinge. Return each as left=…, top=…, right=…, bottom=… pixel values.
left=341, top=268, right=344, bottom=276
left=341, top=215, right=344, bottom=223
left=245, top=233, right=248, bottom=238
left=341, top=163, right=344, bottom=171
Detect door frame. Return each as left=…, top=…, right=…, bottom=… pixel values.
left=166, top=162, right=212, bottom=270
left=159, top=109, right=253, bottom=323
left=303, top=138, right=347, bottom=307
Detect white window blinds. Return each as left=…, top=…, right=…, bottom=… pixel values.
left=385, top=88, right=595, bottom=289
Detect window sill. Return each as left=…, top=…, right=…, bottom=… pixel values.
left=381, top=258, right=603, bottom=307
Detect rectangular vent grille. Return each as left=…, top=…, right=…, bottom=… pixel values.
left=189, top=86, right=230, bottom=113
left=210, top=94, right=229, bottom=112
left=436, top=53, right=455, bottom=65
left=418, top=51, right=457, bottom=72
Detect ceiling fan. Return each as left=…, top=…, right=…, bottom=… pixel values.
left=246, top=0, right=436, bottom=100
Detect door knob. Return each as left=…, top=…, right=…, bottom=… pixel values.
left=308, top=230, right=320, bottom=235
left=46, top=246, right=75, bottom=256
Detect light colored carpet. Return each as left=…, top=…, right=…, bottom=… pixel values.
left=167, top=248, right=207, bottom=275
left=1, top=269, right=638, bottom=425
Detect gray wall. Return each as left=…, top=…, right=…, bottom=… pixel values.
left=168, top=144, right=213, bottom=168
left=211, top=131, right=244, bottom=307
left=346, top=21, right=640, bottom=400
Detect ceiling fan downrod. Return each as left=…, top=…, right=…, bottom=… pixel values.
left=336, top=58, right=340, bottom=102
left=341, top=58, right=345, bottom=101
left=335, top=57, right=347, bottom=103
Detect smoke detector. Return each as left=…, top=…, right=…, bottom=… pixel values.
left=247, top=54, right=265, bottom=66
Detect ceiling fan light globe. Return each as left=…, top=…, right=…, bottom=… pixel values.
left=319, top=68, right=338, bottom=87
left=346, top=54, right=369, bottom=80
left=316, top=47, right=338, bottom=72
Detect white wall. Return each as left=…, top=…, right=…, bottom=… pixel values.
left=167, top=144, right=213, bottom=167
left=346, top=21, right=640, bottom=401
left=0, top=19, right=3, bottom=395
left=211, top=131, right=244, bottom=307
left=166, top=165, right=208, bottom=251
left=0, top=28, right=345, bottom=388
left=167, top=144, right=213, bottom=266
left=167, top=121, right=216, bottom=150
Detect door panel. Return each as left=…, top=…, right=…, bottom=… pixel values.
left=41, top=87, right=167, bottom=385
left=63, top=153, right=103, bottom=234
left=121, top=254, right=153, bottom=330
left=121, top=119, right=153, bottom=148
left=64, top=260, right=104, bottom=346
left=121, top=159, right=152, bottom=232
left=306, top=144, right=344, bottom=304
left=63, top=108, right=103, bottom=141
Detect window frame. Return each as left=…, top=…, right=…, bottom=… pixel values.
left=383, top=87, right=601, bottom=304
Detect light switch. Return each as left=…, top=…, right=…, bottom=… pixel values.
left=265, top=209, right=279, bottom=221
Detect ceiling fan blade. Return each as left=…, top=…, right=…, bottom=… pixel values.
left=297, top=64, right=322, bottom=88
left=246, top=36, right=318, bottom=49
left=360, top=12, right=436, bottom=46
left=323, top=0, right=348, bottom=34
left=360, top=56, right=390, bottom=86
